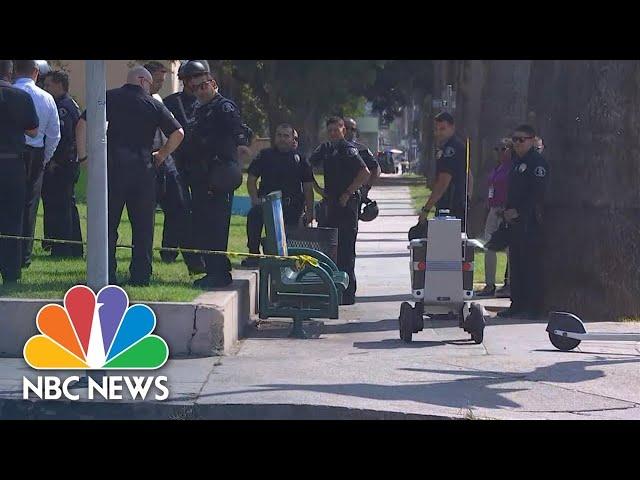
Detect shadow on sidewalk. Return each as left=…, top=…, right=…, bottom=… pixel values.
left=355, top=294, right=414, bottom=303
left=188, top=358, right=640, bottom=412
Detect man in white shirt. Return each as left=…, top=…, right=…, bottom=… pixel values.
left=12, top=60, right=61, bottom=268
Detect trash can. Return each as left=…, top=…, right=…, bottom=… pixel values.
left=286, top=226, right=339, bottom=264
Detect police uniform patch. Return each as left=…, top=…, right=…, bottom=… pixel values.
left=294, top=154, right=300, bottom=163
left=436, top=150, right=443, bottom=159
left=518, top=163, right=527, bottom=173
left=444, top=146, right=455, bottom=158
left=222, top=102, right=235, bottom=113
left=347, top=147, right=358, bottom=156
left=534, top=166, right=547, bottom=177
left=58, top=107, right=68, bottom=118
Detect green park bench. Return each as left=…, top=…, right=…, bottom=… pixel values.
left=258, top=191, right=349, bottom=338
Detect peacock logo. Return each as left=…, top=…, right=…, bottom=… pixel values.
left=23, top=285, right=169, bottom=370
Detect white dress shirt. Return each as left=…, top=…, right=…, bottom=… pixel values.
left=13, top=77, right=61, bottom=163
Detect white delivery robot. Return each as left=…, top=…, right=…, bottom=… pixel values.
left=399, top=213, right=486, bottom=343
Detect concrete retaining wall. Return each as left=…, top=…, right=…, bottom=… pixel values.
left=0, top=270, right=258, bottom=358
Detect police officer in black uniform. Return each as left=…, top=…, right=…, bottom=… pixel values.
left=242, top=123, right=315, bottom=268
left=497, top=124, right=549, bottom=319
left=344, top=117, right=380, bottom=199
left=41, top=70, right=83, bottom=257
left=76, top=66, right=184, bottom=286
left=418, top=112, right=467, bottom=230
left=144, top=61, right=205, bottom=275
left=309, top=116, right=371, bottom=305
left=163, top=60, right=209, bottom=272
left=188, top=69, right=251, bottom=289
left=0, top=60, right=39, bottom=284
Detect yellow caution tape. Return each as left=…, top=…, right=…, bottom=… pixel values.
left=0, top=234, right=320, bottom=269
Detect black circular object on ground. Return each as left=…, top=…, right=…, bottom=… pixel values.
left=465, top=302, right=485, bottom=344
left=399, top=302, right=413, bottom=343
left=546, top=312, right=585, bottom=351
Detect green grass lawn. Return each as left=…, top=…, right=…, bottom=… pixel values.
left=404, top=173, right=507, bottom=288
left=0, top=168, right=324, bottom=302
left=0, top=203, right=247, bottom=302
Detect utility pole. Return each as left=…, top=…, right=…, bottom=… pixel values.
left=71, top=60, right=108, bottom=391
left=86, top=60, right=108, bottom=290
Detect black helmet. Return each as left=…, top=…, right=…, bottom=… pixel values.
left=408, top=221, right=428, bottom=241
left=359, top=198, right=379, bottom=222
left=35, top=60, right=51, bottom=76
left=179, top=60, right=210, bottom=79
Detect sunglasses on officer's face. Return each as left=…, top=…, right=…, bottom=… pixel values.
left=512, top=136, right=534, bottom=143
left=192, top=79, right=214, bottom=91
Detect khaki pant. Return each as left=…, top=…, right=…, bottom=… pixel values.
left=483, top=206, right=508, bottom=287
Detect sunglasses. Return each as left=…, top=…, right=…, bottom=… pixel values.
left=512, top=136, right=534, bottom=143
left=192, top=79, right=214, bottom=91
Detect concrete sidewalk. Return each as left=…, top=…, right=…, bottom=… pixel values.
left=1, top=177, right=639, bottom=419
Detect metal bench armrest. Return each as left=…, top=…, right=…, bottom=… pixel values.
left=287, top=247, right=339, bottom=273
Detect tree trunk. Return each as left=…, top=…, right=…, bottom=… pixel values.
left=529, top=60, right=640, bottom=320
left=466, top=60, right=531, bottom=237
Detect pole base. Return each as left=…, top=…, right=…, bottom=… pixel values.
left=288, top=318, right=309, bottom=339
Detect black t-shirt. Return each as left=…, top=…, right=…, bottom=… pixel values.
left=81, top=84, right=181, bottom=154
left=0, top=79, right=39, bottom=154
left=308, top=139, right=367, bottom=199
left=435, top=136, right=467, bottom=216
left=248, top=147, right=313, bottom=200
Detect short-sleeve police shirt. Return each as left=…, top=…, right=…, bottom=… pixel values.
left=435, top=136, right=467, bottom=215
left=0, top=80, right=39, bottom=154
left=51, top=93, right=80, bottom=165
left=309, top=140, right=367, bottom=199
left=81, top=84, right=181, bottom=153
left=248, top=147, right=313, bottom=199
left=352, top=140, right=379, bottom=172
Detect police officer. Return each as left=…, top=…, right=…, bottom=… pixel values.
left=76, top=66, right=184, bottom=286
left=163, top=60, right=209, bottom=272
left=418, top=112, right=467, bottom=230
left=188, top=69, right=251, bottom=289
left=0, top=60, right=39, bottom=284
left=242, top=123, right=315, bottom=268
left=143, top=61, right=205, bottom=275
left=309, top=116, right=371, bottom=305
left=41, top=70, right=83, bottom=257
left=497, top=124, right=549, bottom=319
left=344, top=117, right=380, bottom=199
